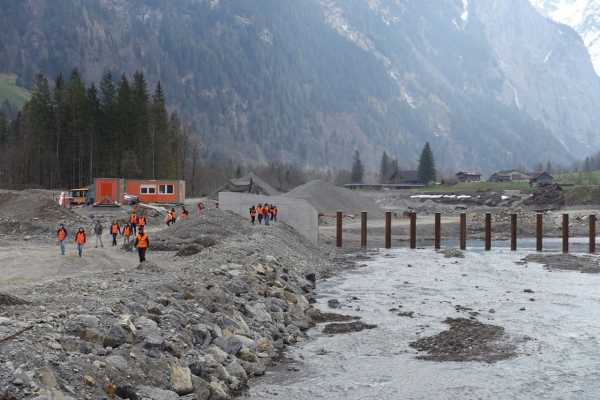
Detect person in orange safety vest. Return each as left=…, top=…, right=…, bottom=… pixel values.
left=74, top=227, right=86, bottom=258
left=134, top=226, right=149, bottom=263
left=57, top=224, right=68, bottom=255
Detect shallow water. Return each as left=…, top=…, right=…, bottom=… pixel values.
left=247, top=249, right=600, bottom=400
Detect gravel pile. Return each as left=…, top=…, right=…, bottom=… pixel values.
left=0, top=209, right=342, bottom=399
left=284, top=180, right=382, bottom=215
left=524, top=184, right=564, bottom=207
left=409, top=318, right=517, bottom=363
left=524, top=254, right=600, bottom=273
left=0, top=189, right=88, bottom=237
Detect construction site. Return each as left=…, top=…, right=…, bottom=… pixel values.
left=1, top=178, right=600, bottom=399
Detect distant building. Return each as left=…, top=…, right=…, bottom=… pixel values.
left=456, top=171, right=481, bottom=183
left=91, top=178, right=186, bottom=205
left=211, top=172, right=280, bottom=198
left=529, top=171, right=554, bottom=186
left=389, top=170, right=422, bottom=185
left=488, top=170, right=531, bottom=183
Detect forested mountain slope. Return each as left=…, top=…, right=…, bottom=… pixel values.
left=1, top=0, right=599, bottom=172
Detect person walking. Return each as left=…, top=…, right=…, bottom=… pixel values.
left=170, top=208, right=177, bottom=224
left=110, top=221, right=120, bottom=247
left=93, top=220, right=104, bottom=248
left=250, top=206, right=257, bottom=224
left=197, top=202, right=205, bottom=216
left=181, top=206, right=189, bottom=221
left=270, top=205, right=277, bottom=223
left=122, top=223, right=132, bottom=246
left=257, top=204, right=264, bottom=225
left=74, top=227, right=86, bottom=257
left=138, top=214, right=146, bottom=230
left=263, top=204, right=270, bottom=226
left=57, top=224, right=68, bottom=256
left=129, top=212, right=138, bottom=235
left=134, top=226, right=149, bottom=263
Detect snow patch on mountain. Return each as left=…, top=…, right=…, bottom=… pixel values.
left=461, top=0, right=470, bottom=22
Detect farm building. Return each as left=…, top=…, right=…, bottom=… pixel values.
left=456, top=171, right=481, bottom=183
left=488, top=170, right=531, bottom=182
left=529, top=172, right=554, bottom=186
left=211, top=173, right=280, bottom=198
left=90, top=178, right=186, bottom=205
left=388, top=170, right=423, bottom=185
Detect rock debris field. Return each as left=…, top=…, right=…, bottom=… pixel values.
left=0, top=209, right=357, bottom=400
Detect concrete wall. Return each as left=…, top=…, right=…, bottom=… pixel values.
left=218, top=192, right=319, bottom=244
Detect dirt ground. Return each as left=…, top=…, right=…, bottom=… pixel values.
left=0, top=231, right=173, bottom=290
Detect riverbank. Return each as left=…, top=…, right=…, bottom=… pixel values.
left=0, top=210, right=357, bottom=399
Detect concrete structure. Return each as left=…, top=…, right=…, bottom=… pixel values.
left=218, top=192, right=319, bottom=244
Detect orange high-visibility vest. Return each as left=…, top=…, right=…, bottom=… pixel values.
left=75, top=231, right=86, bottom=244
left=123, top=225, right=131, bottom=237
left=111, top=224, right=120, bottom=234
left=138, top=216, right=146, bottom=226
left=57, top=228, right=67, bottom=241
left=130, top=214, right=137, bottom=224
left=136, top=233, right=149, bottom=248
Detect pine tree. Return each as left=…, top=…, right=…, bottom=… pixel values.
left=351, top=150, right=364, bottom=183
left=150, top=81, right=169, bottom=179
left=417, top=142, right=436, bottom=185
left=380, top=151, right=391, bottom=183
left=28, top=74, right=54, bottom=186
left=132, top=71, right=150, bottom=172
left=99, top=71, right=116, bottom=176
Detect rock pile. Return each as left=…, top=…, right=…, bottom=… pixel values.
left=409, top=318, right=517, bottom=363
left=0, top=210, right=337, bottom=399
left=524, top=183, right=564, bottom=207
left=524, top=254, right=600, bottom=273
left=284, top=180, right=382, bottom=215
left=0, top=189, right=88, bottom=237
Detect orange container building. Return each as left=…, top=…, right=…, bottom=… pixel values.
left=93, top=178, right=186, bottom=205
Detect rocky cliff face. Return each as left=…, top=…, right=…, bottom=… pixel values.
left=531, top=0, right=600, bottom=75
left=1, top=0, right=598, bottom=172
left=475, top=0, right=600, bottom=157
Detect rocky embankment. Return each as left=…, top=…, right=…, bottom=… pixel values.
left=0, top=210, right=344, bottom=399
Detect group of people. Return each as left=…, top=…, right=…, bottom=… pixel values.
left=249, top=204, right=278, bottom=225
left=165, top=206, right=189, bottom=226
left=56, top=209, right=149, bottom=262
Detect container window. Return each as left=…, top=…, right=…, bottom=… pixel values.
left=140, top=185, right=156, bottom=194
left=159, top=184, right=174, bottom=194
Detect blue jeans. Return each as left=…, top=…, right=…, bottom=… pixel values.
left=59, top=240, right=65, bottom=255
left=77, top=244, right=84, bottom=257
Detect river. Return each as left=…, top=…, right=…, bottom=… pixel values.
left=246, top=248, right=600, bottom=399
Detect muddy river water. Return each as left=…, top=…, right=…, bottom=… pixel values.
left=247, top=248, right=600, bottom=399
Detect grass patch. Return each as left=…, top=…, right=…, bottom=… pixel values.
left=0, top=73, right=31, bottom=109
left=556, top=171, right=600, bottom=186
left=413, top=181, right=532, bottom=193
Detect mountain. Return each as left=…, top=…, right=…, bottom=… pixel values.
left=530, top=0, right=600, bottom=75
left=1, top=0, right=599, bottom=173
